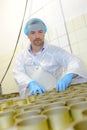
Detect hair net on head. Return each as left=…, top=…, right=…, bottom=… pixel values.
left=24, top=18, right=47, bottom=36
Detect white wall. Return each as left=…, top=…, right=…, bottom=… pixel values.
left=0, top=0, right=27, bottom=93
left=61, top=0, right=87, bottom=21
left=0, top=0, right=26, bottom=55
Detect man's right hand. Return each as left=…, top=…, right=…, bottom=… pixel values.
left=28, top=81, right=46, bottom=95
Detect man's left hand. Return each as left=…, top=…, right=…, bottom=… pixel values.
left=56, top=73, right=74, bottom=91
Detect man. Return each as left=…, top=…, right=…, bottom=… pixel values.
left=13, top=18, right=87, bottom=97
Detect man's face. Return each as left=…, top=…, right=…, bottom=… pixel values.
left=28, top=24, right=45, bottom=47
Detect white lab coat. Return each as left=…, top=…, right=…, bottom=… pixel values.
left=13, top=41, right=87, bottom=97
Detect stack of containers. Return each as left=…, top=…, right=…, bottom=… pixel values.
left=0, top=83, right=87, bottom=130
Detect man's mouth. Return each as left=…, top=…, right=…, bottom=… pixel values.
left=35, top=39, right=41, bottom=41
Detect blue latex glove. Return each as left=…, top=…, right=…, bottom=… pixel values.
left=56, top=73, right=74, bottom=92
left=28, top=81, right=46, bottom=95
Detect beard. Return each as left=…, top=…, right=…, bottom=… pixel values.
left=33, top=38, right=44, bottom=46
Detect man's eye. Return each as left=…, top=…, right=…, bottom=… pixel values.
left=30, top=31, right=35, bottom=34
left=39, top=30, right=43, bottom=33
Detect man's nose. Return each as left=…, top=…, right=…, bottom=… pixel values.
left=35, top=32, right=40, bottom=38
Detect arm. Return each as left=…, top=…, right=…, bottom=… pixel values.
left=13, top=51, right=46, bottom=96
left=13, top=52, right=32, bottom=97
left=56, top=48, right=87, bottom=91
left=56, top=48, right=87, bottom=78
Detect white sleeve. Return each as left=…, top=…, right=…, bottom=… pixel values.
left=66, top=56, right=87, bottom=78
left=13, top=52, right=32, bottom=97
left=56, top=48, right=87, bottom=79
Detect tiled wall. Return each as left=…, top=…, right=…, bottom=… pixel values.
left=66, top=12, right=87, bottom=66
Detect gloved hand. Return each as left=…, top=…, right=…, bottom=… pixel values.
left=56, top=73, right=74, bottom=92
left=28, top=81, right=46, bottom=95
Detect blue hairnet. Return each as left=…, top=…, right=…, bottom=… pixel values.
left=24, top=18, right=47, bottom=36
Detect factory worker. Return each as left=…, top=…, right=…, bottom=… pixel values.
left=13, top=18, right=87, bottom=97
